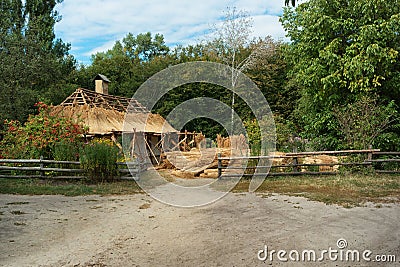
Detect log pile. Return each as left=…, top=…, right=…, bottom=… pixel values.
left=270, top=152, right=340, bottom=172
left=160, top=135, right=249, bottom=179
left=162, top=147, right=235, bottom=179
left=301, top=155, right=339, bottom=172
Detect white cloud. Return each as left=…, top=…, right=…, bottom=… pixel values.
left=54, top=0, right=288, bottom=63
left=252, top=14, right=289, bottom=41
left=84, top=39, right=120, bottom=57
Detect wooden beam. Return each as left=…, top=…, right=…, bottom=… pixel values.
left=286, top=149, right=380, bottom=156
left=144, top=137, right=159, bottom=165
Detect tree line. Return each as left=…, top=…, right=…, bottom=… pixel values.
left=1, top=0, right=399, bottom=152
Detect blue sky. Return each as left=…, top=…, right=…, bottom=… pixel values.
left=54, top=0, right=293, bottom=65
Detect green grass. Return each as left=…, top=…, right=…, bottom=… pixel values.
left=233, top=173, right=400, bottom=207
left=0, top=178, right=142, bottom=196
left=0, top=173, right=399, bottom=207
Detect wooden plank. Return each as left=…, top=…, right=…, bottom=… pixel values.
left=218, top=154, right=222, bottom=178
left=170, top=137, right=187, bottom=151
left=40, top=160, right=80, bottom=165
left=271, top=162, right=372, bottom=168
left=367, top=159, right=400, bottom=162
left=286, top=149, right=380, bottom=156
left=219, top=150, right=381, bottom=161
left=0, top=166, right=41, bottom=171
left=0, top=175, right=44, bottom=179
left=0, top=174, right=141, bottom=180
left=219, top=155, right=274, bottom=160
left=0, top=159, right=41, bottom=164
left=218, top=162, right=371, bottom=170
left=0, top=166, right=83, bottom=173
left=0, top=159, right=80, bottom=164
left=0, top=175, right=84, bottom=179
left=220, top=171, right=337, bottom=178
left=144, top=137, right=159, bottom=165
left=42, top=168, right=84, bottom=173
left=269, top=171, right=337, bottom=176
left=373, top=152, right=400, bottom=155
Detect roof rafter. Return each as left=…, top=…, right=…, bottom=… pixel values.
left=60, top=88, right=148, bottom=113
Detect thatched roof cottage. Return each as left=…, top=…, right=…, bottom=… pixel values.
left=51, top=75, right=177, bottom=163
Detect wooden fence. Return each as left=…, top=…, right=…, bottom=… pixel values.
left=217, top=149, right=400, bottom=178
left=0, top=157, right=144, bottom=180
left=2, top=149, right=399, bottom=180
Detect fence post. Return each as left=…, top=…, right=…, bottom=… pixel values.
left=367, top=145, right=374, bottom=172
left=292, top=147, right=298, bottom=173
left=367, top=145, right=373, bottom=161
left=39, top=156, right=45, bottom=177
left=217, top=153, right=222, bottom=179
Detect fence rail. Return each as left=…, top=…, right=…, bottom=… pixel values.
left=2, top=149, right=399, bottom=180
left=217, top=149, right=400, bottom=178
left=0, top=158, right=144, bottom=180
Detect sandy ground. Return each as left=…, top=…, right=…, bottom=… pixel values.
left=0, top=192, right=399, bottom=267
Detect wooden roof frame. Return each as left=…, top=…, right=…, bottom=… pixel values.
left=60, top=88, right=148, bottom=113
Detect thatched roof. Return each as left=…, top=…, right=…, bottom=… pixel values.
left=51, top=88, right=177, bottom=135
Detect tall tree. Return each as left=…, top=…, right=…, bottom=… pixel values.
left=0, top=0, right=75, bottom=123
left=122, top=32, right=169, bottom=62
left=207, top=7, right=273, bottom=132
left=280, top=0, right=400, bottom=149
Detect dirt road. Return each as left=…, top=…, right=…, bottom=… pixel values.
left=0, top=193, right=399, bottom=266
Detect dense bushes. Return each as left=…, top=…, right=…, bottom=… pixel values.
left=79, top=141, right=120, bottom=182
left=0, top=102, right=84, bottom=159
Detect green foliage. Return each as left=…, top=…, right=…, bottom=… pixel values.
left=79, top=142, right=120, bottom=182
left=53, top=140, right=80, bottom=161
left=274, top=115, right=300, bottom=152
left=82, top=32, right=175, bottom=98
left=335, top=95, right=399, bottom=150
left=246, top=41, right=299, bottom=119
left=338, top=154, right=374, bottom=176
left=0, top=102, right=84, bottom=159
left=154, top=82, right=234, bottom=138
left=244, top=119, right=261, bottom=155
left=281, top=0, right=400, bottom=150
left=296, top=105, right=343, bottom=151
left=0, top=0, right=76, bottom=124
left=122, top=32, right=169, bottom=61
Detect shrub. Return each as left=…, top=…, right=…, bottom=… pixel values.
left=334, top=96, right=399, bottom=150
left=80, top=142, right=119, bottom=182
left=53, top=140, right=80, bottom=162
left=1, top=102, right=84, bottom=159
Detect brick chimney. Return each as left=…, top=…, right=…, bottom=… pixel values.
left=94, top=74, right=110, bottom=95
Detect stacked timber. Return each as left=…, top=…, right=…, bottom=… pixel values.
left=300, top=155, right=339, bottom=172
left=160, top=134, right=250, bottom=179
left=163, top=147, right=238, bottom=178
